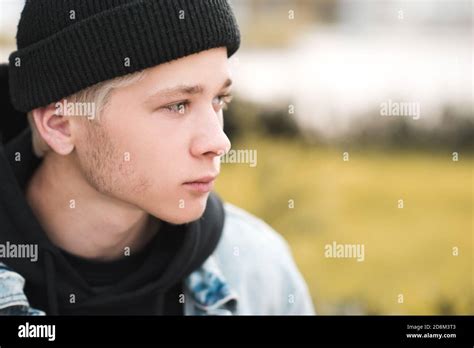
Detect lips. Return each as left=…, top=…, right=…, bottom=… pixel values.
left=183, top=175, right=217, bottom=193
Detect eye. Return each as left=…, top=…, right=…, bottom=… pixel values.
left=213, top=94, right=234, bottom=110
left=162, top=101, right=189, bottom=114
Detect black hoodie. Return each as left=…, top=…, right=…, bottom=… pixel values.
left=0, top=64, right=225, bottom=315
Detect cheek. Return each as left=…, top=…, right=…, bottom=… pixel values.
left=93, top=108, right=207, bottom=222
left=105, top=120, right=180, bottom=193
left=124, top=137, right=209, bottom=223
left=75, top=123, right=121, bottom=195
left=121, top=116, right=190, bottom=176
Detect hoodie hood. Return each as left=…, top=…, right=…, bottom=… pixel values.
left=0, top=64, right=225, bottom=315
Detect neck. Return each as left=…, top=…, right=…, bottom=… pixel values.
left=26, top=153, right=159, bottom=261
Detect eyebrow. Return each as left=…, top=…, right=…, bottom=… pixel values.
left=146, top=78, right=233, bottom=103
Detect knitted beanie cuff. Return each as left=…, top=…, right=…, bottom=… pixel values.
left=8, top=0, right=240, bottom=112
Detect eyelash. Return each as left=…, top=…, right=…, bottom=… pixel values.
left=162, top=94, right=233, bottom=114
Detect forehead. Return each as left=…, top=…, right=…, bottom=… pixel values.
left=142, top=47, right=230, bottom=90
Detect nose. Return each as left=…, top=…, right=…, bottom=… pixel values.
left=190, top=107, right=231, bottom=159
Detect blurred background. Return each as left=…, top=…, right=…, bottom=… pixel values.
left=1, top=0, right=472, bottom=314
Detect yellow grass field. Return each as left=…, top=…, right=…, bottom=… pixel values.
left=215, top=136, right=473, bottom=314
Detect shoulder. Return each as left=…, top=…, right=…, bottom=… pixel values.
left=222, top=203, right=291, bottom=257
left=0, top=262, right=45, bottom=315
left=212, top=203, right=315, bottom=315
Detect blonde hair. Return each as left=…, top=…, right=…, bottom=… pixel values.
left=28, top=70, right=146, bottom=157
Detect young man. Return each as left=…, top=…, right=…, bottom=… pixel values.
left=0, top=0, right=314, bottom=315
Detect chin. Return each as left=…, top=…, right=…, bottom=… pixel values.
left=151, top=196, right=208, bottom=225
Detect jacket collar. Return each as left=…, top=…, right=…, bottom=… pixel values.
left=185, top=255, right=238, bottom=314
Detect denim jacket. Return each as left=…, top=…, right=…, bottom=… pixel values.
left=0, top=203, right=315, bottom=315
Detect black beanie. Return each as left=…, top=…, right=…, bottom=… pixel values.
left=8, top=0, right=241, bottom=113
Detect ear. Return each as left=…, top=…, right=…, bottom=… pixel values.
left=31, top=102, right=74, bottom=155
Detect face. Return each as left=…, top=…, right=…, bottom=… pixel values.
left=72, top=47, right=232, bottom=224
